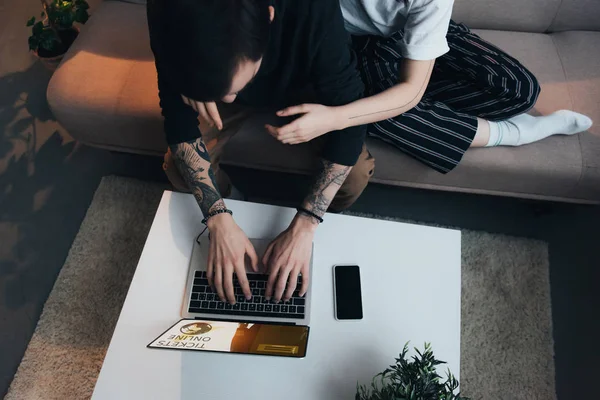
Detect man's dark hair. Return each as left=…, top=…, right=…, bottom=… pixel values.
left=163, top=0, right=271, bottom=102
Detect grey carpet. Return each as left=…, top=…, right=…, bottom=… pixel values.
left=6, top=176, right=555, bottom=400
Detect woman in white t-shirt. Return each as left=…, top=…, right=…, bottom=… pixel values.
left=272, top=0, right=592, bottom=174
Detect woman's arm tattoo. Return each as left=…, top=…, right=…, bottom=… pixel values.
left=347, top=60, right=434, bottom=120
left=170, top=138, right=225, bottom=216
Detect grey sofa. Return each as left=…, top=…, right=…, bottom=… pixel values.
left=47, top=0, right=600, bottom=203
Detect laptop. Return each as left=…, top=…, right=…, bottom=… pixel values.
left=181, top=235, right=313, bottom=326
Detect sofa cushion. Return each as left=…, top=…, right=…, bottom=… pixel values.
left=47, top=1, right=166, bottom=154
left=551, top=31, right=600, bottom=199
left=549, top=0, right=600, bottom=32
left=222, top=30, right=592, bottom=201
left=451, top=0, right=560, bottom=33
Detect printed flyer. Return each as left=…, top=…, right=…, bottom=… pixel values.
left=148, top=319, right=309, bottom=358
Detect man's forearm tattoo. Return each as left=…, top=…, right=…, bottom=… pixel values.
left=302, top=159, right=351, bottom=222
left=171, top=139, right=225, bottom=216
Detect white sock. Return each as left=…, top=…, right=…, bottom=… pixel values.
left=485, top=110, right=593, bottom=147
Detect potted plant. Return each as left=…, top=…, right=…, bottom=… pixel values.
left=356, top=343, right=469, bottom=400
left=26, top=0, right=90, bottom=71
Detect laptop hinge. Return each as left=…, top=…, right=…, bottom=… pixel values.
left=193, top=316, right=297, bottom=326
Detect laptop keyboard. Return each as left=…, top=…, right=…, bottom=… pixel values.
left=188, top=271, right=306, bottom=319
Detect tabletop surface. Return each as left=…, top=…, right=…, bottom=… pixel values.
left=92, top=192, right=461, bottom=400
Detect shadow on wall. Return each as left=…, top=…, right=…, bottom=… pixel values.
left=0, top=132, right=81, bottom=308
left=0, top=57, right=167, bottom=316
left=0, top=59, right=110, bottom=397
left=0, top=58, right=111, bottom=311
left=0, top=62, right=56, bottom=163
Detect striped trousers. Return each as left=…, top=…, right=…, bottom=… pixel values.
left=354, top=21, right=541, bottom=173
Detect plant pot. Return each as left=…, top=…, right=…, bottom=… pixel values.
left=34, top=51, right=66, bottom=71
left=33, top=27, right=79, bottom=72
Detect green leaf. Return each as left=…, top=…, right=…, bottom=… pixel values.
left=26, top=17, right=36, bottom=27
left=32, top=21, right=45, bottom=35
left=38, top=28, right=60, bottom=52
left=74, top=8, right=89, bottom=24
left=355, top=342, right=465, bottom=400
left=28, top=36, right=39, bottom=51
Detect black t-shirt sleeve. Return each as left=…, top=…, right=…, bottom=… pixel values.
left=309, top=0, right=366, bottom=166
left=147, top=0, right=200, bottom=145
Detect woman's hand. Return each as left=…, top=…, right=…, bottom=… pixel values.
left=266, top=104, right=343, bottom=145
left=181, top=95, right=223, bottom=130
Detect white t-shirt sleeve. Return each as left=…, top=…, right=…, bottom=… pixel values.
left=399, top=0, right=454, bottom=61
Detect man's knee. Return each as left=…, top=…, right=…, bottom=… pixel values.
left=330, top=145, right=375, bottom=212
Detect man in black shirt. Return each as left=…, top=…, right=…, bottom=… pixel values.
left=148, top=0, right=374, bottom=304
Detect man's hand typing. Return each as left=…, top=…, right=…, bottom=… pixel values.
left=263, top=214, right=316, bottom=302
left=170, top=137, right=258, bottom=305
left=263, top=159, right=352, bottom=302
left=206, top=213, right=259, bottom=304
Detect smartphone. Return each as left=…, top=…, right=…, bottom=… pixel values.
left=333, top=265, right=363, bottom=320
left=148, top=319, right=310, bottom=358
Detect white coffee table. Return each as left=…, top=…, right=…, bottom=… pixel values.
left=92, top=192, right=461, bottom=400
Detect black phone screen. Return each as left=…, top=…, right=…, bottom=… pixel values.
left=334, top=265, right=363, bottom=320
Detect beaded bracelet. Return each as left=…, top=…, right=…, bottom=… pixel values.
left=296, top=206, right=324, bottom=224
left=201, top=208, right=233, bottom=225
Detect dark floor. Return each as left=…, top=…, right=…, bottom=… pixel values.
left=1, top=0, right=599, bottom=398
